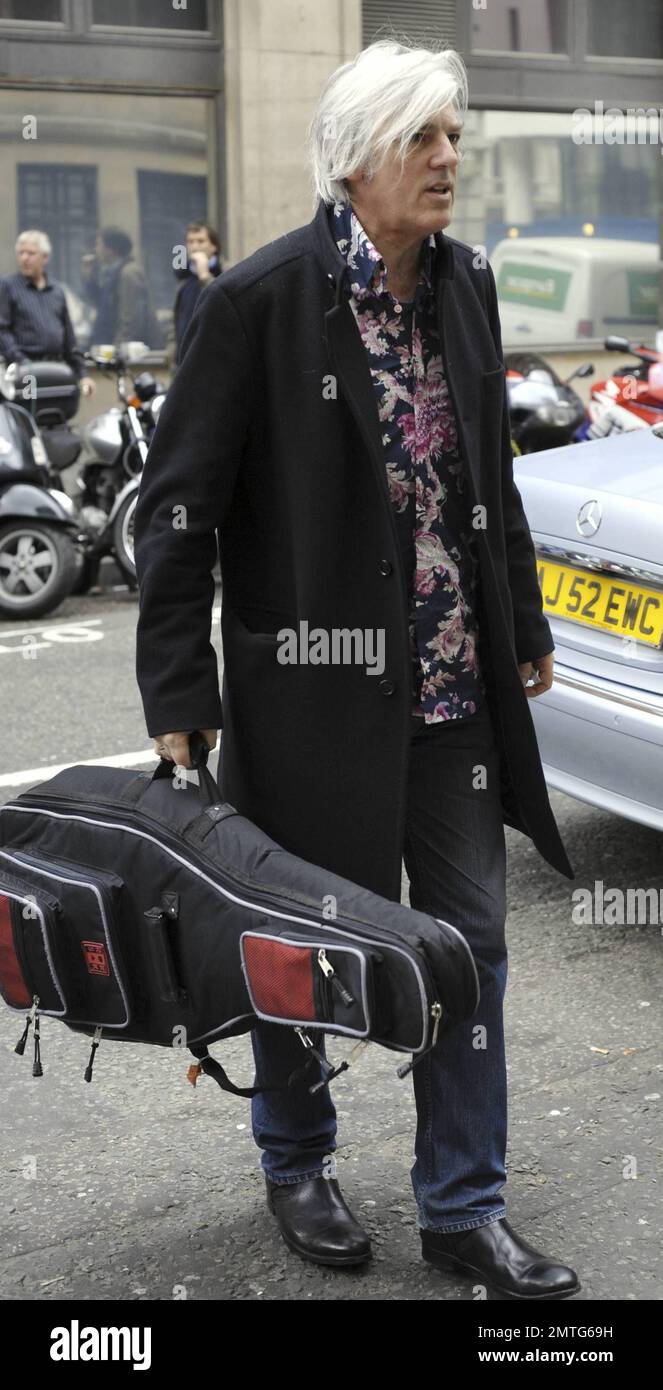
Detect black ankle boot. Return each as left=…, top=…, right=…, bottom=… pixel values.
left=421, top=1216, right=580, bottom=1299
left=265, top=1174, right=371, bottom=1266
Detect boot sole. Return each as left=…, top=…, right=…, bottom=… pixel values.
left=422, top=1247, right=581, bottom=1300
left=275, top=1223, right=372, bottom=1266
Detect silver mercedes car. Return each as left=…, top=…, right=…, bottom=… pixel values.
left=514, top=423, right=663, bottom=830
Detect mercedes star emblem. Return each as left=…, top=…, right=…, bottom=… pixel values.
left=576, top=499, right=602, bottom=537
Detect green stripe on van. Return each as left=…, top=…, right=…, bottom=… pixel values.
left=627, top=270, right=658, bottom=322
left=496, top=262, right=572, bottom=311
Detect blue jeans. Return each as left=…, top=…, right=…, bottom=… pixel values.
left=250, top=698, right=508, bottom=1233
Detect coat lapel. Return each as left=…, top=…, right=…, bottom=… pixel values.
left=435, top=276, right=483, bottom=501
left=324, top=300, right=395, bottom=515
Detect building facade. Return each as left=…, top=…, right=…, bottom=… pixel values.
left=0, top=0, right=661, bottom=350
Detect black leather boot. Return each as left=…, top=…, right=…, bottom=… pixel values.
left=421, top=1216, right=581, bottom=1299
left=265, top=1174, right=372, bottom=1266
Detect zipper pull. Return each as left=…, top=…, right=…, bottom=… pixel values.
left=430, top=1001, right=442, bottom=1046
left=396, top=1002, right=443, bottom=1079
left=293, top=1026, right=335, bottom=1076
left=84, top=1026, right=103, bottom=1083
left=15, top=995, right=39, bottom=1056
left=308, top=1038, right=370, bottom=1094
left=32, top=1008, right=43, bottom=1077
left=318, top=948, right=355, bottom=1007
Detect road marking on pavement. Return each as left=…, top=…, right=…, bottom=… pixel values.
left=0, top=617, right=104, bottom=654
left=0, top=748, right=158, bottom=788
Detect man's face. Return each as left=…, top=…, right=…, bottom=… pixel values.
left=17, top=240, right=48, bottom=281
left=348, top=104, right=462, bottom=243
left=95, top=233, right=116, bottom=265
left=186, top=228, right=216, bottom=261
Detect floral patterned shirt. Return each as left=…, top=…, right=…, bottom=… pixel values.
left=329, top=199, right=484, bottom=723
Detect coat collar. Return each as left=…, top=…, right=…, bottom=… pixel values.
left=310, top=197, right=454, bottom=305
left=328, top=199, right=438, bottom=300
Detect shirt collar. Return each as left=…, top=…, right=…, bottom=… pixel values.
left=20, top=270, right=51, bottom=290
left=327, top=198, right=437, bottom=301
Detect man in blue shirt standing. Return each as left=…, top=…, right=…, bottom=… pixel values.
left=0, top=230, right=95, bottom=396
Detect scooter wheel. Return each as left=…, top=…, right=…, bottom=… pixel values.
left=0, top=521, right=79, bottom=619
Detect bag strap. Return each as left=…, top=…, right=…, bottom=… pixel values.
left=121, top=730, right=222, bottom=810
left=188, top=1043, right=318, bottom=1098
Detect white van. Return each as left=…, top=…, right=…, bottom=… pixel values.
left=490, top=237, right=660, bottom=348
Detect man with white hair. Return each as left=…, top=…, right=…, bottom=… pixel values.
left=0, top=230, right=94, bottom=395
left=134, top=40, right=579, bottom=1300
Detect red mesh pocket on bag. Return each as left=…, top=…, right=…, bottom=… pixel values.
left=0, top=893, right=32, bottom=1009
left=242, top=935, right=316, bottom=1021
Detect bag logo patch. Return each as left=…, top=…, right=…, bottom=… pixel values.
left=81, top=940, right=110, bottom=976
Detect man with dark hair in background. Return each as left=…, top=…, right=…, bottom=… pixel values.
left=170, top=221, right=222, bottom=366
left=81, top=226, right=158, bottom=347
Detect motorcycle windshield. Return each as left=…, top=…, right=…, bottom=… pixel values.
left=0, top=405, right=41, bottom=478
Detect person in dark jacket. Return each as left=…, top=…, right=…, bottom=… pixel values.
left=81, top=227, right=158, bottom=347
left=134, top=39, right=580, bottom=1300
left=169, top=221, right=222, bottom=366
left=0, top=229, right=95, bottom=395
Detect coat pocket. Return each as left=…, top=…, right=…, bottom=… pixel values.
left=229, top=606, right=296, bottom=640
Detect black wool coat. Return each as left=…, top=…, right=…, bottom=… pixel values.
left=134, top=199, right=574, bottom=901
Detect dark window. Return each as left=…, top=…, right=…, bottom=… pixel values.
left=587, top=0, right=663, bottom=58
left=137, top=170, right=209, bottom=312
left=0, top=0, right=62, bottom=19
left=17, top=164, right=98, bottom=298
left=363, top=1, right=456, bottom=48
left=471, top=0, right=568, bottom=53
left=91, top=0, right=208, bottom=29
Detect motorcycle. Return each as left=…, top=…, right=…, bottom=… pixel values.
left=0, top=389, right=84, bottom=619
left=574, top=335, right=663, bottom=441
left=72, top=347, right=166, bottom=591
left=2, top=347, right=166, bottom=593
left=506, top=352, right=593, bottom=454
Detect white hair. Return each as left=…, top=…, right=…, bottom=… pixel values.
left=308, top=38, right=468, bottom=207
left=16, top=229, right=52, bottom=256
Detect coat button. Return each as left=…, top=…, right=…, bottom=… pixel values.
left=378, top=679, right=395, bottom=696
left=379, top=558, right=393, bottom=576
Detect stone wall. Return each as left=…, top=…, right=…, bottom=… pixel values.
left=223, top=0, right=361, bottom=262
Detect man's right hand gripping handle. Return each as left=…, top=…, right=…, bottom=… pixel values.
left=153, top=729, right=218, bottom=770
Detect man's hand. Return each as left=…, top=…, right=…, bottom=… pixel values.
left=80, top=376, right=96, bottom=397
left=189, top=251, right=213, bottom=283
left=518, top=651, right=554, bottom=698
left=153, top=729, right=218, bottom=768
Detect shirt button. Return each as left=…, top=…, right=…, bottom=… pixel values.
left=378, top=679, right=396, bottom=696
left=394, top=302, right=402, bottom=313
left=379, top=558, right=393, bottom=576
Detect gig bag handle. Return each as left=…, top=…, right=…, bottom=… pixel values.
left=151, top=729, right=222, bottom=808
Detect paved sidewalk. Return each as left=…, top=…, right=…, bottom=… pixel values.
left=1, top=791, right=661, bottom=1302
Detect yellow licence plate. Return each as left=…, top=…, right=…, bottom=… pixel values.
left=536, top=558, right=663, bottom=648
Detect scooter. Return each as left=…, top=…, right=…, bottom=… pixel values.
left=505, top=352, right=593, bottom=454
left=574, top=335, right=663, bottom=441
left=1, top=348, right=165, bottom=592
left=0, top=391, right=84, bottom=619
